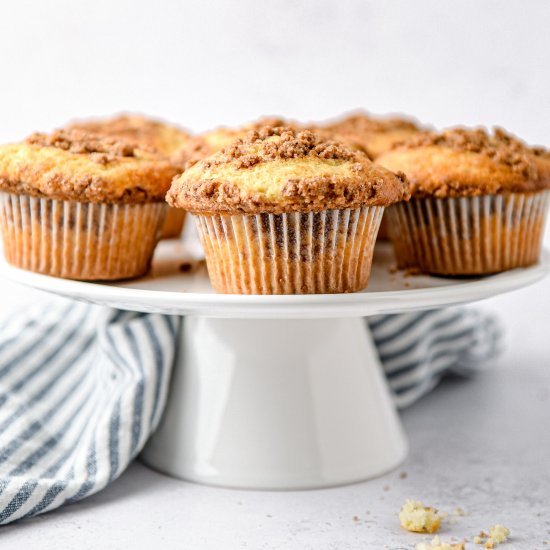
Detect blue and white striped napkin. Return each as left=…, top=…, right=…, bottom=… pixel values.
left=0, top=298, right=501, bottom=524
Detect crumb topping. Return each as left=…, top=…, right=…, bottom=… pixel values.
left=377, top=126, right=550, bottom=196
left=394, top=127, right=536, bottom=178
left=26, top=129, right=139, bottom=164
left=168, top=126, right=410, bottom=214
left=202, top=127, right=358, bottom=170
left=0, top=131, right=179, bottom=204
left=316, top=112, right=425, bottom=159
left=67, top=114, right=190, bottom=158
left=177, top=117, right=294, bottom=166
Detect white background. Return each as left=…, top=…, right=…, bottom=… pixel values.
left=0, top=2, right=549, bottom=548
left=0, top=0, right=548, bottom=144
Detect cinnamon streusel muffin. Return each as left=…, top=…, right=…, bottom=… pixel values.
left=68, top=114, right=191, bottom=238
left=167, top=126, right=408, bottom=294
left=377, top=128, right=550, bottom=275
left=0, top=129, right=180, bottom=280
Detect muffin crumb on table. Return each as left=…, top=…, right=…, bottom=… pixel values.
left=416, top=535, right=465, bottom=550
left=473, top=525, right=511, bottom=548
left=399, top=499, right=442, bottom=534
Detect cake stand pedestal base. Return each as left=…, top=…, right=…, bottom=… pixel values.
left=140, top=317, right=408, bottom=490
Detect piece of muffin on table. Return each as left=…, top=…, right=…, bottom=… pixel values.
left=167, top=126, right=408, bottom=294
left=67, top=113, right=191, bottom=239
left=0, top=129, right=179, bottom=280
left=377, top=127, right=550, bottom=275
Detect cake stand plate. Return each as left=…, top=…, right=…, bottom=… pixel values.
left=1, top=242, right=549, bottom=490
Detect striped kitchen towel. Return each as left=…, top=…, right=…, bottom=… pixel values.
left=0, top=297, right=501, bottom=524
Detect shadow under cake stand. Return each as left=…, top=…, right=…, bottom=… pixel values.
left=2, top=241, right=548, bottom=490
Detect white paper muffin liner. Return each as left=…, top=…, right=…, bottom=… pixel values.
left=195, top=207, right=384, bottom=294
left=386, top=191, right=550, bottom=275
left=0, top=192, right=167, bottom=280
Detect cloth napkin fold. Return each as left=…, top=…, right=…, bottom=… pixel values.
left=0, top=298, right=501, bottom=524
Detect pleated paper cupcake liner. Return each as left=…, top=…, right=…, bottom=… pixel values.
left=0, top=192, right=167, bottom=280
left=195, top=207, right=384, bottom=294
left=386, top=191, right=550, bottom=275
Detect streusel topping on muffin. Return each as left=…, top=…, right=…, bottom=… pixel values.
left=377, top=127, right=549, bottom=198
left=175, top=117, right=294, bottom=165
left=67, top=114, right=190, bottom=160
left=0, top=129, right=180, bottom=204
left=318, top=111, right=425, bottom=159
left=168, top=126, right=409, bottom=214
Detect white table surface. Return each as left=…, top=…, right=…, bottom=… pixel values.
left=0, top=268, right=549, bottom=549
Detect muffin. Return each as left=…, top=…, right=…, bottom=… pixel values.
left=68, top=114, right=191, bottom=239
left=167, top=126, right=408, bottom=294
left=0, top=129, right=179, bottom=280
left=377, top=128, right=550, bottom=275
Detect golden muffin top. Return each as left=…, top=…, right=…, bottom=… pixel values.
left=377, top=127, right=549, bottom=198
left=318, top=112, right=425, bottom=159
left=167, top=126, right=409, bottom=214
left=175, top=117, right=292, bottom=166
left=67, top=114, right=190, bottom=167
left=0, top=129, right=180, bottom=204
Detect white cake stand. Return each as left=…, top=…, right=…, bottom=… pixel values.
left=1, top=241, right=549, bottom=490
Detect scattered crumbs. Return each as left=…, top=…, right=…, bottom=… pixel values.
left=416, top=535, right=465, bottom=550
left=399, top=471, right=408, bottom=479
left=454, top=507, right=468, bottom=517
left=404, top=266, right=422, bottom=277
left=473, top=525, right=510, bottom=548
left=353, top=515, right=360, bottom=522
left=383, top=485, right=390, bottom=491
left=179, top=259, right=205, bottom=273
left=266, top=514, right=272, bottom=518
left=388, top=266, right=398, bottom=274
left=366, top=510, right=370, bottom=515
left=404, top=281, right=411, bottom=288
